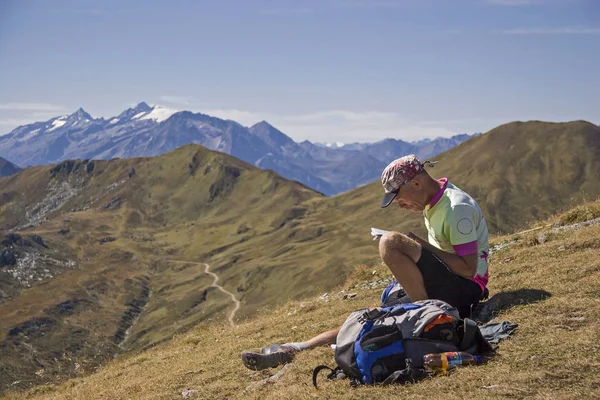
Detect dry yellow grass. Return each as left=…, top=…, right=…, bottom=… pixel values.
left=6, top=205, right=600, bottom=400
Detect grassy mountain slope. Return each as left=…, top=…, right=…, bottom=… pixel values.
left=8, top=200, right=600, bottom=400
left=2, top=120, right=600, bottom=394
left=0, top=145, right=321, bottom=393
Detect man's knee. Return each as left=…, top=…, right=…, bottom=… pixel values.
left=379, top=232, right=421, bottom=264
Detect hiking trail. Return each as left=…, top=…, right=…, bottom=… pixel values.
left=166, top=260, right=240, bottom=327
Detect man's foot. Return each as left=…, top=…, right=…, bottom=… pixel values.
left=241, top=344, right=296, bottom=371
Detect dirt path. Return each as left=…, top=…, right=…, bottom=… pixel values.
left=166, top=260, right=240, bottom=327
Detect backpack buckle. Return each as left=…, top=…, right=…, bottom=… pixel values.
left=358, top=308, right=388, bottom=324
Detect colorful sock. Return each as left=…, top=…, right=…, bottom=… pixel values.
left=284, top=342, right=309, bottom=351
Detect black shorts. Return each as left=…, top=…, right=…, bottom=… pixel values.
left=416, top=248, right=483, bottom=318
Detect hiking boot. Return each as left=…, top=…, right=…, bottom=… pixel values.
left=241, top=344, right=296, bottom=371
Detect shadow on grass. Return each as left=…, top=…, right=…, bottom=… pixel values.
left=473, top=288, right=552, bottom=323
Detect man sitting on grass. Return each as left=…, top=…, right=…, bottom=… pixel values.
left=242, top=154, right=490, bottom=371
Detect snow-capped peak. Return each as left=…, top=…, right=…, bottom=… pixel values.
left=69, top=107, right=93, bottom=121
left=136, top=105, right=179, bottom=123
left=117, top=102, right=153, bottom=120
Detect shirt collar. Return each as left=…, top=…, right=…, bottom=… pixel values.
left=428, top=177, right=448, bottom=209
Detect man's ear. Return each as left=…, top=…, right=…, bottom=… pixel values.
left=410, top=178, right=421, bottom=190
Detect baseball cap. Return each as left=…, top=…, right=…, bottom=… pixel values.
left=380, top=155, right=437, bottom=208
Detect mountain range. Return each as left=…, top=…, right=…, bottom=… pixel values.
left=0, top=157, right=20, bottom=178
left=0, top=103, right=475, bottom=195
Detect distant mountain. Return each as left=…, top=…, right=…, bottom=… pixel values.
left=336, top=134, right=480, bottom=162
left=357, top=138, right=417, bottom=164
left=248, top=121, right=298, bottom=153
left=0, top=103, right=475, bottom=195
left=415, top=133, right=480, bottom=160
left=314, top=141, right=346, bottom=149
left=0, top=157, right=20, bottom=178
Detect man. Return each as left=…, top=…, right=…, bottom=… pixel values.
left=378, top=154, right=489, bottom=319
left=241, top=154, right=489, bottom=371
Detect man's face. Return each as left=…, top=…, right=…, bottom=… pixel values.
left=393, top=181, right=423, bottom=213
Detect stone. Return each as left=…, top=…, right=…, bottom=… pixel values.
left=181, top=389, right=197, bottom=398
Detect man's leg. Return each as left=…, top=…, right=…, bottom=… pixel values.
left=241, top=328, right=340, bottom=370
left=379, top=232, right=427, bottom=301
left=391, top=241, right=484, bottom=318
left=305, top=328, right=339, bottom=349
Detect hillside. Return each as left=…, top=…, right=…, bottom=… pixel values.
left=0, top=157, right=20, bottom=178
left=0, top=145, right=322, bottom=394
left=2, top=120, right=600, bottom=394
left=6, top=200, right=600, bottom=400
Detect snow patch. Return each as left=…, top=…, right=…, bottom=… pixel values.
left=132, top=112, right=147, bottom=119
left=20, top=128, right=41, bottom=141
left=139, top=106, right=178, bottom=122
left=47, top=119, right=66, bottom=132
left=109, top=118, right=120, bottom=124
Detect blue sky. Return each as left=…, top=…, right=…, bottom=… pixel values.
left=0, top=0, right=598, bottom=143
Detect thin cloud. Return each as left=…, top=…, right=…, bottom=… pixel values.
left=487, top=0, right=544, bottom=5
left=47, top=8, right=162, bottom=16
left=0, top=118, right=35, bottom=127
left=331, top=0, right=409, bottom=8
left=495, top=27, right=600, bottom=34
left=201, top=109, right=261, bottom=124
left=159, top=95, right=197, bottom=106
left=155, top=96, right=480, bottom=142
left=0, top=102, right=67, bottom=111
left=195, top=107, right=462, bottom=143
left=259, top=8, right=314, bottom=15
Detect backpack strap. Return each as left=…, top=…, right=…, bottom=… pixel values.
left=358, top=303, right=422, bottom=324
left=459, top=318, right=479, bottom=352
left=312, top=365, right=346, bottom=388
left=381, top=358, right=429, bottom=385
left=460, top=317, right=496, bottom=355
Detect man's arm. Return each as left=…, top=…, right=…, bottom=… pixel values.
left=407, top=233, right=478, bottom=279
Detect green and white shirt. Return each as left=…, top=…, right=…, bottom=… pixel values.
left=423, top=178, right=489, bottom=292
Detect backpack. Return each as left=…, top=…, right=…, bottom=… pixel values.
left=312, top=288, right=493, bottom=387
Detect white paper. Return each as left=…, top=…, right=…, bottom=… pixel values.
left=371, top=227, right=390, bottom=240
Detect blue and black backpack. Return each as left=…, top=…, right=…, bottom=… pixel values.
left=312, top=282, right=492, bottom=387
